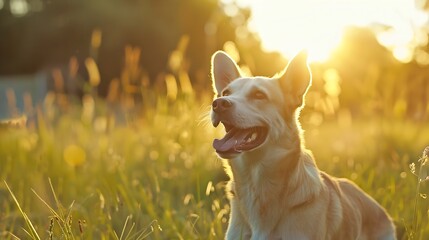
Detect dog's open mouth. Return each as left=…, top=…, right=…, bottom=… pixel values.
left=213, top=124, right=268, bottom=154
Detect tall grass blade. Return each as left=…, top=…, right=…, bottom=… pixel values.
left=49, top=178, right=65, bottom=219
left=8, top=231, right=21, bottom=240
left=124, top=222, right=136, bottom=240
left=64, top=201, right=76, bottom=239
left=119, top=215, right=131, bottom=240
left=30, top=188, right=68, bottom=238
left=134, top=220, right=159, bottom=240
left=4, top=181, right=41, bottom=240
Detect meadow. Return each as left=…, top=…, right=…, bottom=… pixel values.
left=1, top=52, right=429, bottom=240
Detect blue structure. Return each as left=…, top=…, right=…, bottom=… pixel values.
left=0, top=72, right=48, bottom=119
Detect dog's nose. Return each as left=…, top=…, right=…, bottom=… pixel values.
left=212, top=98, right=232, bottom=113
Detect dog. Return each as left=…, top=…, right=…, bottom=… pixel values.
left=209, top=50, right=396, bottom=240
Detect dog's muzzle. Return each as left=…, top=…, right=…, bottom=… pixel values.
left=212, top=98, right=232, bottom=127
left=211, top=98, right=268, bottom=155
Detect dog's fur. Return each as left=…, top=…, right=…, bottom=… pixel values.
left=210, top=51, right=396, bottom=240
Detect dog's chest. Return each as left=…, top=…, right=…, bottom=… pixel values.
left=233, top=165, right=284, bottom=227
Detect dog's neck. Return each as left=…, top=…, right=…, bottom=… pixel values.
left=226, top=112, right=323, bottom=208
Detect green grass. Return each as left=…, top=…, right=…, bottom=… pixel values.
left=1, top=92, right=428, bottom=239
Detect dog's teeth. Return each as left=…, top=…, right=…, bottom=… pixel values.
left=251, top=132, right=257, bottom=141
left=246, top=138, right=252, bottom=143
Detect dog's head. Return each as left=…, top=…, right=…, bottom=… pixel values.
left=210, top=51, right=311, bottom=158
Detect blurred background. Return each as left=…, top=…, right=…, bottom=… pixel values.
left=0, top=0, right=428, bottom=121
left=1, top=0, right=429, bottom=239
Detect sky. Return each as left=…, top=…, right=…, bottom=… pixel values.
left=223, top=0, right=428, bottom=62
left=2, top=0, right=428, bottom=63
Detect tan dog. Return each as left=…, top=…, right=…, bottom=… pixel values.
left=210, top=51, right=396, bottom=240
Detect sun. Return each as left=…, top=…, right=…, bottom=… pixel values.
left=247, top=0, right=349, bottom=62
left=227, top=0, right=425, bottom=63
left=253, top=11, right=345, bottom=63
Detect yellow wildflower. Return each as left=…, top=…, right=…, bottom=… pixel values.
left=64, top=144, right=86, bottom=167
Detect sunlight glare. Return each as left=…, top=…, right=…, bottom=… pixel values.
left=228, top=0, right=426, bottom=63
left=393, top=46, right=414, bottom=63
left=10, top=0, right=28, bottom=16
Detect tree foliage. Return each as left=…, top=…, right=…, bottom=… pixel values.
left=0, top=0, right=428, bottom=120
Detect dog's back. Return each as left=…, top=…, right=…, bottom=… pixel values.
left=322, top=172, right=396, bottom=240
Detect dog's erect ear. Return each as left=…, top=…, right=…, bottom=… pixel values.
left=278, top=50, right=312, bottom=107
left=211, top=51, right=241, bottom=96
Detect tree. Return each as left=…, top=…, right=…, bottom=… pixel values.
left=0, top=0, right=273, bottom=95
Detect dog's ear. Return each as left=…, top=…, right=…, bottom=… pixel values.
left=278, top=50, right=312, bottom=107
left=211, top=51, right=241, bottom=96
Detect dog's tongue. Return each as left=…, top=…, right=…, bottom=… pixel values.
left=213, top=128, right=250, bottom=153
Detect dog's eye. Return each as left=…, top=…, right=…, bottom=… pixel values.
left=253, top=90, right=267, bottom=100
left=222, top=89, right=231, bottom=96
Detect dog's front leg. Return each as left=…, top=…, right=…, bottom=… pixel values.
left=226, top=198, right=251, bottom=240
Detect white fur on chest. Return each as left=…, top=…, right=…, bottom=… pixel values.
left=230, top=160, right=287, bottom=235
left=226, top=151, right=327, bottom=239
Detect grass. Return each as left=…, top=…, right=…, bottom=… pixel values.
left=0, top=54, right=429, bottom=238
left=0, top=92, right=229, bottom=239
